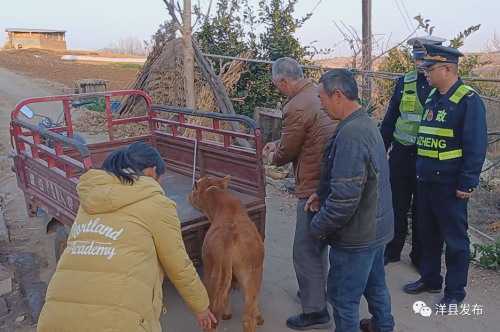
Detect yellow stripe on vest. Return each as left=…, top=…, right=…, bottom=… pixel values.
left=417, top=148, right=438, bottom=158
left=418, top=126, right=454, bottom=138
left=439, top=149, right=463, bottom=160
left=449, top=85, right=474, bottom=104
left=417, top=148, right=463, bottom=160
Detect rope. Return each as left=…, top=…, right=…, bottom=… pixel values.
left=192, top=139, right=198, bottom=187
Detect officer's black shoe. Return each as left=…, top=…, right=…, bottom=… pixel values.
left=435, top=296, right=462, bottom=315
left=403, top=279, right=441, bottom=294
left=384, top=255, right=400, bottom=266
left=286, top=308, right=332, bottom=330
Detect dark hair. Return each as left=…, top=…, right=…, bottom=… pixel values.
left=319, top=69, right=359, bottom=101
left=101, top=142, right=166, bottom=184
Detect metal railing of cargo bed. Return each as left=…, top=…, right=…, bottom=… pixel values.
left=10, top=90, right=152, bottom=180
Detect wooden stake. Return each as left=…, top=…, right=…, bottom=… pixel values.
left=361, top=0, right=372, bottom=103
left=183, top=0, right=196, bottom=108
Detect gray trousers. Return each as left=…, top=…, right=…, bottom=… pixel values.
left=293, top=198, right=329, bottom=313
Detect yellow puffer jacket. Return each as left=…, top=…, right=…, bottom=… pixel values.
left=37, top=169, right=209, bottom=332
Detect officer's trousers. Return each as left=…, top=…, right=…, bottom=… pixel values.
left=416, top=181, right=470, bottom=301
left=385, top=142, right=420, bottom=265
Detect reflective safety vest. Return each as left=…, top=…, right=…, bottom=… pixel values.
left=393, top=71, right=425, bottom=145
left=416, top=84, right=475, bottom=160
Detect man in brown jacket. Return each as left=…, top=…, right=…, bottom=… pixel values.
left=263, top=57, right=337, bottom=330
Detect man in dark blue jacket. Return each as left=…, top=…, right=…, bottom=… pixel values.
left=307, top=69, right=395, bottom=332
left=380, top=36, right=445, bottom=267
left=403, top=44, right=487, bottom=309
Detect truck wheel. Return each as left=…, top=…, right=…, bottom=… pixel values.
left=54, top=224, right=69, bottom=262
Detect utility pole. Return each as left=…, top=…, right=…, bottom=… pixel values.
left=361, top=0, right=372, bottom=103
left=183, top=0, right=196, bottom=108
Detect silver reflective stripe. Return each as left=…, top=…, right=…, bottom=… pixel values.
left=399, top=113, right=422, bottom=122
left=393, top=130, right=417, bottom=144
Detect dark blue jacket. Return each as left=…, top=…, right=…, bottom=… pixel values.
left=416, top=79, right=487, bottom=192
left=311, top=109, right=394, bottom=249
left=380, top=72, right=432, bottom=150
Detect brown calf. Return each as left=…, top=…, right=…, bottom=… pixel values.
left=188, top=176, right=265, bottom=332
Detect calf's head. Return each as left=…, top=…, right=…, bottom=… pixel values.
left=188, top=175, right=231, bottom=212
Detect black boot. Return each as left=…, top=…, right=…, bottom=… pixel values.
left=286, top=307, right=332, bottom=330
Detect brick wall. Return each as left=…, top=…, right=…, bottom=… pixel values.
left=6, top=32, right=67, bottom=50
left=39, top=39, right=67, bottom=50
left=9, top=38, right=41, bottom=49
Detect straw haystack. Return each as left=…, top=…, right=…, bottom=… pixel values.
left=119, top=38, right=249, bottom=141
left=75, top=38, right=249, bottom=141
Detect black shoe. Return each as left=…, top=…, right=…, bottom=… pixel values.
left=403, top=279, right=441, bottom=295
left=435, top=296, right=462, bottom=315
left=360, top=318, right=376, bottom=332
left=384, top=255, right=400, bottom=266
left=286, top=308, right=332, bottom=330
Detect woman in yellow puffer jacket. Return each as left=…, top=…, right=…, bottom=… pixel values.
left=37, top=142, right=216, bottom=332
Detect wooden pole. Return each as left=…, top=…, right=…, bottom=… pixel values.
left=183, top=0, right=196, bottom=108
left=361, top=0, right=372, bottom=103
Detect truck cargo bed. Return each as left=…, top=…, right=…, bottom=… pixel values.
left=161, top=169, right=259, bottom=225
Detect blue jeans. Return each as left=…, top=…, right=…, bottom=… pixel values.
left=327, top=245, right=394, bottom=332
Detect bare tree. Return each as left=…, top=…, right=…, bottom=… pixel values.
left=487, top=32, right=500, bottom=52
left=104, top=37, right=147, bottom=55
left=332, top=14, right=434, bottom=69
left=333, top=21, right=362, bottom=68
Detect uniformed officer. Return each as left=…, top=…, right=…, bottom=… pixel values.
left=380, top=36, right=445, bottom=267
left=403, top=44, right=488, bottom=308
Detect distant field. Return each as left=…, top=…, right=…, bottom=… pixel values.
left=0, top=49, right=141, bottom=90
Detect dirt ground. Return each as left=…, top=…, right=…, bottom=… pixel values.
left=0, top=66, right=498, bottom=332
left=0, top=49, right=140, bottom=91
left=0, top=68, right=63, bottom=331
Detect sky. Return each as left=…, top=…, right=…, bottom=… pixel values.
left=1, top=0, right=499, bottom=57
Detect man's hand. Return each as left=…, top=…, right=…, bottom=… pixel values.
left=305, top=193, right=320, bottom=212
left=196, top=309, right=217, bottom=330
left=263, top=142, right=277, bottom=157
left=263, top=142, right=277, bottom=165
left=456, top=190, right=473, bottom=200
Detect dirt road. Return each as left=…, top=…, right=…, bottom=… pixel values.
left=162, top=184, right=500, bottom=332
left=0, top=68, right=63, bottom=331
left=0, top=68, right=498, bottom=331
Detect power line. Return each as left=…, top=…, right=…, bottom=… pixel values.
left=310, top=0, right=323, bottom=13
left=394, top=0, right=413, bottom=33
left=399, top=0, right=416, bottom=30
left=205, top=53, right=500, bottom=103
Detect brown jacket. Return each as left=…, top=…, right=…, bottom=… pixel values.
left=272, top=79, right=337, bottom=198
